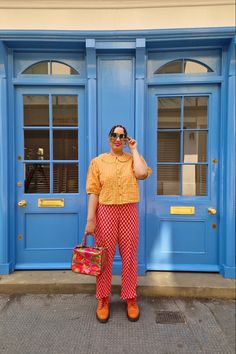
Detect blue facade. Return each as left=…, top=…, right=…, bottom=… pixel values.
left=0, top=28, right=235, bottom=278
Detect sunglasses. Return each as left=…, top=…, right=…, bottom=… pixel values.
left=109, top=132, right=127, bottom=140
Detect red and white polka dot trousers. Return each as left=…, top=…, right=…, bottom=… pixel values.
left=95, top=203, right=139, bottom=300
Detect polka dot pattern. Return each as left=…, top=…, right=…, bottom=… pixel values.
left=95, top=203, right=139, bottom=300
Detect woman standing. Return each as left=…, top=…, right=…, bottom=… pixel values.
left=85, top=125, right=151, bottom=323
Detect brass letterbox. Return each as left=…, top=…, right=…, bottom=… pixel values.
left=170, top=206, right=195, bottom=215
left=38, top=198, right=64, bottom=208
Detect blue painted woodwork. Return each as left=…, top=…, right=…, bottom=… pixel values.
left=97, top=55, right=135, bottom=154
left=146, top=85, right=220, bottom=271
left=0, top=42, right=12, bottom=274
left=86, top=39, right=97, bottom=162
left=14, top=52, right=85, bottom=78
left=135, top=39, right=146, bottom=275
left=147, top=49, right=222, bottom=78
left=15, top=86, right=86, bottom=269
left=0, top=27, right=234, bottom=41
left=221, top=37, right=236, bottom=278
left=0, top=28, right=235, bottom=277
left=24, top=214, right=78, bottom=249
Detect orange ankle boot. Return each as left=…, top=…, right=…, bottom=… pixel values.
left=127, top=298, right=140, bottom=322
left=96, top=297, right=110, bottom=323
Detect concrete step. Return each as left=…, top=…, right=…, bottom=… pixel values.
left=0, top=271, right=235, bottom=299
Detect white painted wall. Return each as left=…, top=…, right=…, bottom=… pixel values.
left=0, top=0, right=235, bottom=30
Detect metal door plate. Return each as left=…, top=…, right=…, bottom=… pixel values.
left=170, top=206, right=195, bottom=215
left=38, top=198, right=64, bottom=208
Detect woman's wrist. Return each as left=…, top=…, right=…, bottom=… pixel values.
left=87, top=218, right=95, bottom=222
left=130, top=147, right=138, bottom=155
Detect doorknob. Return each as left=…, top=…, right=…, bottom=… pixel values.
left=208, top=207, right=216, bottom=215
left=18, top=200, right=27, bottom=208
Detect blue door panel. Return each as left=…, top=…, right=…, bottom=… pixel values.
left=97, top=56, right=135, bottom=154
left=24, top=213, right=78, bottom=249
left=157, top=219, right=206, bottom=253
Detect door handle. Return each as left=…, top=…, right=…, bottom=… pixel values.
left=18, top=200, right=27, bottom=208
left=208, top=207, right=216, bottom=215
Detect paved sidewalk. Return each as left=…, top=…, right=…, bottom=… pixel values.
left=0, top=271, right=235, bottom=299
left=0, top=294, right=235, bottom=354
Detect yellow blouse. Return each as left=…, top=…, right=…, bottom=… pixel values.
left=86, top=152, right=152, bottom=205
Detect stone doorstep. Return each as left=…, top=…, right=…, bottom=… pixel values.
left=0, top=271, right=235, bottom=299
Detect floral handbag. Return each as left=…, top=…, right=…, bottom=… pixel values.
left=71, top=234, right=108, bottom=276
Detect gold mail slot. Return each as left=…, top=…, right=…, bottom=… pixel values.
left=170, top=206, right=195, bottom=215
left=38, top=198, right=64, bottom=208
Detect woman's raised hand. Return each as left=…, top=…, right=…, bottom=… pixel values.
left=127, top=136, right=137, bottom=151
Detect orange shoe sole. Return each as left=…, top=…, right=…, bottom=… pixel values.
left=127, top=313, right=140, bottom=322
left=126, top=304, right=140, bottom=322
left=96, top=312, right=110, bottom=323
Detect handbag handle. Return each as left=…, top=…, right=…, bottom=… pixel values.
left=82, top=233, right=97, bottom=247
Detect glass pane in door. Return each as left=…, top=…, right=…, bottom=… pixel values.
left=24, top=130, right=49, bottom=160
left=53, top=163, right=78, bottom=193
left=157, top=165, right=180, bottom=195
left=182, top=164, right=207, bottom=196
left=158, top=132, right=180, bottom=162
left=183, top=131, right=207, bottom=163
left=184, top=96, right=208, bottom=129
left=158, top=97, right=181, bottom=129
left=53, top=131, right=78, bottom=160
left=24, top=96, right=49, bottom=126
left=24, top=163, right=50, bottom=193
left=52, top=96, right=78, bottom=126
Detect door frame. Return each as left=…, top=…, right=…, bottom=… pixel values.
left=9, top=82, right=87, bottom=271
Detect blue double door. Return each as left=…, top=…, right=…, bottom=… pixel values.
left=146, top=85, right=220, bottom=271
left=15, top=86, right=86, bottom=268
left=15, top=80, right=220, bottom=272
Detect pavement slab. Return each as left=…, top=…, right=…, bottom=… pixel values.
left=0, top=294, right=235, bottom=354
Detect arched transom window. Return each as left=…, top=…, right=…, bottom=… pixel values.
left=155, top=59, right=213, bottom=74
left=22, top=60, right=79, bottom=75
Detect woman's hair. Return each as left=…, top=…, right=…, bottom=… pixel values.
left=108, top=125, right=128, bottom=138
